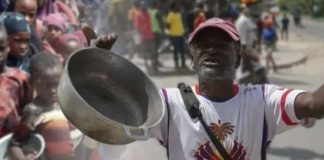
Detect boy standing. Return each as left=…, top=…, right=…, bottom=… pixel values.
left=10, top=53, right=74, bottom=160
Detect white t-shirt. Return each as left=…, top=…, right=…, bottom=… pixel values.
left=235, top=14, right=257, bottom=48
left=154, top=84, right=304, bottom=160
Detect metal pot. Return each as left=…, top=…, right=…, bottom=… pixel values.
left=58, top=47, right=165, bottom=144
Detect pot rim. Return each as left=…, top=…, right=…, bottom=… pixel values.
left=63, top=47, right=165, bottom=130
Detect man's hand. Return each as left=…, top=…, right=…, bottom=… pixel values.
left=92, top=34, right=118, bottom=50
left=295, top=85, right=324, bottom=119
left=81, top=26, right=118, bottom=50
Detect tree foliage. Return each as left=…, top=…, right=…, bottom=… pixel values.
left=277, top=0, right=324, bottom=16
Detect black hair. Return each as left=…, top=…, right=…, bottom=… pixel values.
left=152, top=0, right=159, bottom=8
left=29, top=53, right=62, bottom=80
left=198, top=3, right=204, bottom=9
left=6, top=0, right=15, bottom=12
left=170, top=2, right=179, bottom=11
left=7, top=0, right=29, bottom=11
left=133, top=0, right=140, bottom=8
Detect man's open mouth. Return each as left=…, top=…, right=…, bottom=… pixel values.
left=202, top=59, right=223, bottom=68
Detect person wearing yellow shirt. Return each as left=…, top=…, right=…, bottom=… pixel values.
left=166, top=2, right=187, bottom=69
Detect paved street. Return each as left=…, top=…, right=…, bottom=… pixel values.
left=99, top=17, right=324, bottom=160
left=266, top=17, right=324, bottom=160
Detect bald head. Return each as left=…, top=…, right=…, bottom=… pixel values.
left=15, top=0, right=37, bottom=25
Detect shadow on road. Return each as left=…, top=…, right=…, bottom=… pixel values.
left=268, top=147, right=324, bottom=160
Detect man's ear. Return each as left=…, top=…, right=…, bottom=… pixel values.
left=191, top=55, right=197, bottom=69
left=234, top=43, right=242, bottom=69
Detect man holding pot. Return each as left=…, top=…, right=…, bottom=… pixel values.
left=81, top=18, right=324, bottom=160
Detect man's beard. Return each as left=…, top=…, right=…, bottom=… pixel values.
left=197, top=66, right=236, bottom=82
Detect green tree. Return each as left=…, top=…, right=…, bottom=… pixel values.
left=278, top=0, right=324, bottom=17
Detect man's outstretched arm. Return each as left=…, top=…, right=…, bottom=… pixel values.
left=295, top=85, right=324, bottom=119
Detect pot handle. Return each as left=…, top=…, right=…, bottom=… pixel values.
left=123, top=126, right=149, bottom=140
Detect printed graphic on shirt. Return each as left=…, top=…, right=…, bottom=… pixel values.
left=193, top=120, right=247, bottom=160
left=210, top=120, right=234, bottom=142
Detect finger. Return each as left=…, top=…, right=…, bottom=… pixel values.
left=107, top=34, right=112, bottom=40
left=110, top=33, right=118, bottom=40
left=104, top=35, right=109, bottom=42
left=97, top=36, right=107, bottom=47
left=107, top=34, right=117, bottom=48
left=99, top=35, right=106, bottom=42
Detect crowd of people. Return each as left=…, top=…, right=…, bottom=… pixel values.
left=0, top=0, right=106, bottom=159
left=98, top=0, right=300, bottom=76
left=0, top=0, right=314, bottom=160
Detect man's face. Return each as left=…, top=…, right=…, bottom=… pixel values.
left=8, top=32, right=30, bottom=58
left=32, top=66, right=63, bottom=104
left=15, top=0, right=37, bottom=25
left=191, top=28, right=239, bottom=82
left=0, top=30, right=10, bottom=67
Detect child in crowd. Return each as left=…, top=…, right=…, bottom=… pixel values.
left=2, top=12, right=32, bottom=72
left=36, top=0, right=78, bottom=25
left=43, top=13, right=67, bottom=46
left=11, top=0, right=44, bottom=55
left=0, top=24, right=31, bottom=138
left=10, top=53, right=74, bottom=160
